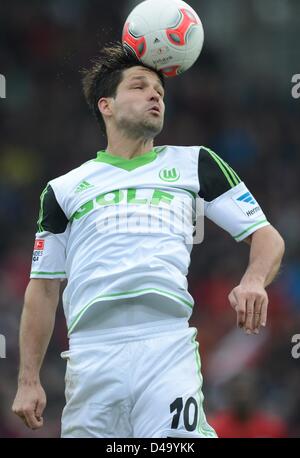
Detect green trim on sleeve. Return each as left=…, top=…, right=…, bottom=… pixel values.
left=234, top=219, right=268, bottom=240
left=30, top=271, right=66, bottom=276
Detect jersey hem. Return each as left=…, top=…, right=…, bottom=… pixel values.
left=67, top=288, right=194, bottom=335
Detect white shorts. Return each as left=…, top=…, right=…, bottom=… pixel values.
left=61, top=322, right=217, bottom=438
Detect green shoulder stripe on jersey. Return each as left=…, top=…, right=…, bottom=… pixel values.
left=94, top=147, right=166, bottom=172
left=213, top=150, right=241, bottom=185
left=37, top=184, right=49, bottom=232
left=202, top=147, right=241, bottom=188
left=68, top=287, right=194, bottom=334
left=234, top=219, right=268, bottom=240
left=227, top=164, right=241, bottom=185
left=36, top=184, right=69, bottom=234
left=31, top=271, right=66, bottom=275
left=207, top=148, right=241, bottom=184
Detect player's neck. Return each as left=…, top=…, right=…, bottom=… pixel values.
left=106, top=136, right=155, bottom=160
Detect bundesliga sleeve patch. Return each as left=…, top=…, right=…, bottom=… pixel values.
left=33, top=239, right=45, bottom=262
left=232, top=190, right=264, bottom=218
left=34, top=239, right=45, bottom=250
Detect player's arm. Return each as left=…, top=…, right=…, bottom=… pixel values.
left=12, top=183, right=69, bottom=430
left=241, top=226, right=284, bottom=288
left=229, top=225, right=284, bottom=334
left=198, top=147, right=285, bottom=335
left=12, top=278, right=60, bottom=430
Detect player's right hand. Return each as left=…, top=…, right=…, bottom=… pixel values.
left=12, top=382, right=46, bottom=430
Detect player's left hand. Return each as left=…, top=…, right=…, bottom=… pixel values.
left=228, top=281, right=268, bottom=335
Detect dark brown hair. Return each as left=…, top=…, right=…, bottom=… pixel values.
left=82, top=41, right=165, bottom=135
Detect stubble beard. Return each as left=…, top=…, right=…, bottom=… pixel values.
left=117, top=112, right=163, bottom=140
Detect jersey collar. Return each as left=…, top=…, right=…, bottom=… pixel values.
left=95, top=147, right=165, bottom=171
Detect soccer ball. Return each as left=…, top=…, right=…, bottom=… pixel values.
left=122, top=0, right=204, bottom=77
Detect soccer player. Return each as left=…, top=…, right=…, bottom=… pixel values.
left=12, top=43, right=285, bottom=438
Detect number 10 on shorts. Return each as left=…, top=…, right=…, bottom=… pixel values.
left=170, top=397, right=198, bottom=431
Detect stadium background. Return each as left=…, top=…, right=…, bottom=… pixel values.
left=0, top=0, right=299, bottom=437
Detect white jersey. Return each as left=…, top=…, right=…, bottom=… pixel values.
left=30, top=146, right=269, bottom=336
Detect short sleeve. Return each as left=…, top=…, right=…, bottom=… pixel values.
left=198, top=147, right=270, bottom=242
left=30, top=184, right=69, bottom=279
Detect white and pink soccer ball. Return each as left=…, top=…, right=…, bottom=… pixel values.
left=122, top=0, right=204, bottom=77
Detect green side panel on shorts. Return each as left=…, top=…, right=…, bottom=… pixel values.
left=192, top=331, right=218, bottom=438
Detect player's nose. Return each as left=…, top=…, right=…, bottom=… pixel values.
left=148, top=88, right=160, bottom=102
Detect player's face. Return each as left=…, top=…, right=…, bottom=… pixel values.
left=111, top=66, right=165, bottom=138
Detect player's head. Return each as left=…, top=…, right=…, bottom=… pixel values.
left=82, top=42, right=165, bottom=139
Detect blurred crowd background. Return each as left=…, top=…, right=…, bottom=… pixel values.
left=0, top=0, right=299, bottom=438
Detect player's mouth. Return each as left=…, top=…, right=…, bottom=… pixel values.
left=148, top=105, right=161, bottom=115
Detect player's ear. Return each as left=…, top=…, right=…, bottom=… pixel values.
left=98, top=97, right=113, bottom=118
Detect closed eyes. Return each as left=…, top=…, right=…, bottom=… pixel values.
left=130, top=85, right=164, bottom=98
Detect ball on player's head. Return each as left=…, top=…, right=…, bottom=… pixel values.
left=122, top=0, right=204, bottom=78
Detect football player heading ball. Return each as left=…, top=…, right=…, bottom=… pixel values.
left=12, top=0, right=284, bottom=439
